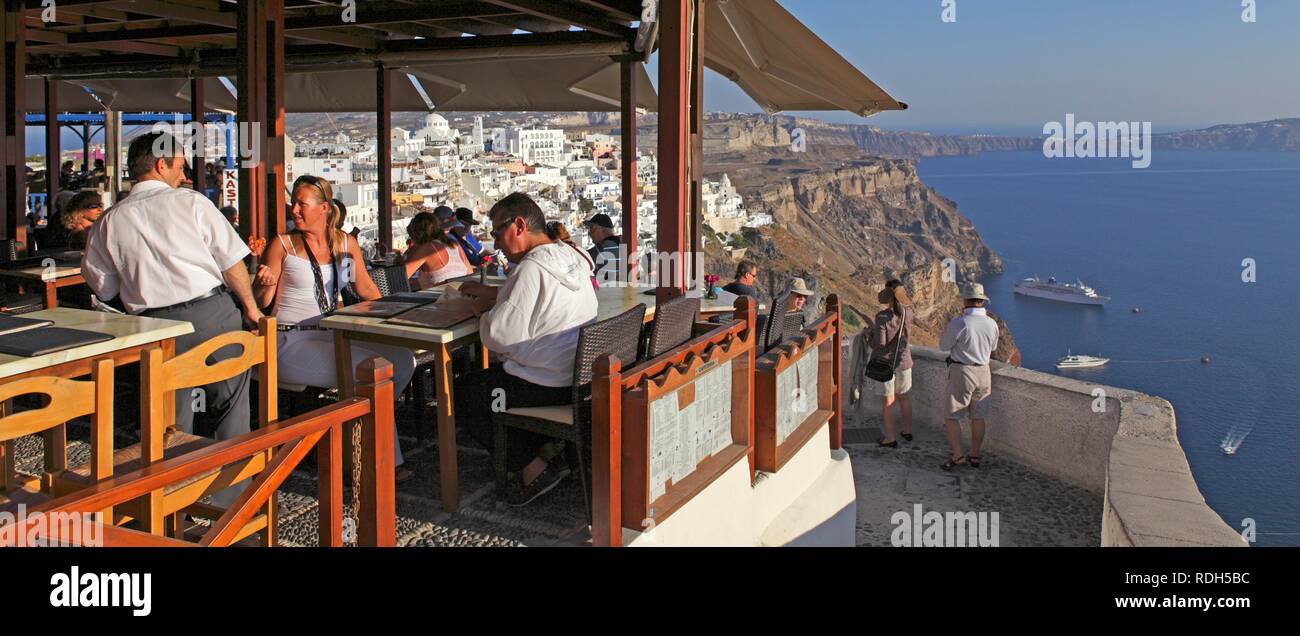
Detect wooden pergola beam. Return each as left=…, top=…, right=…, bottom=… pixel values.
left=480, top=0, right=631, bottom=38
left=657, top=0, right=689, bottom=300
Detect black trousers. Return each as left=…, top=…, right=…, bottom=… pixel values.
left=141, top=291, right=252, bottom=441
left=455, top=364, right=571, bottom=472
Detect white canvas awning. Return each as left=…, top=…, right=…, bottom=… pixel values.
left=704, top=0, right=905, bottom=116
left=40, top=56, right=655, bottom=114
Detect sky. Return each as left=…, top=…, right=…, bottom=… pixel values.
left=692, top=0, right=1300, bottom=135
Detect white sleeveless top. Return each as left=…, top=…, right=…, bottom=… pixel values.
left=274, top=234, right=348, bottom=326
left=416, top=243, right=471, bottom=289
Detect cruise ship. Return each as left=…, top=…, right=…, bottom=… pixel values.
left=1014, top=276, right=1109, bottom=305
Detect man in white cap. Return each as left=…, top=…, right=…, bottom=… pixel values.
left=939, top=282, right=1000, bottom=471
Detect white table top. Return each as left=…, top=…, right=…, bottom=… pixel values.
left=0, top=307, right=194, bottom=380
left=321, top=283, right=750, bottom=345
left=0, top=264, right=83, bottom=280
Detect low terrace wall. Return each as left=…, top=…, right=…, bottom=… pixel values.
left=902, top=346, right=1245, bottom=547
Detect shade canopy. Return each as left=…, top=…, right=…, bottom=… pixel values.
left=704, top=0, right=905, bottom=116
left=34, top=57, right=654, bottom=114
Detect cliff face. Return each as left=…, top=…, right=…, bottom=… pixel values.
left=704, top=157, right=1020, bottom=364
left=1153, top=118, right=1300, bottom=152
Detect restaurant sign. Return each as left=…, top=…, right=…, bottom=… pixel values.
left=220, top=170, right=238, bottom=208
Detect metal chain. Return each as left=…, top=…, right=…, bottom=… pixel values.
left=349, top=419, right=363, bottom=547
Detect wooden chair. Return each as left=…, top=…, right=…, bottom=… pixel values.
left=492, top=304, right=647, bottom=516
left=54, top=317, right=280, bottom=545
left=0, top=360, right=114, bottom=517
left=645, top=295, right=700, bottom=359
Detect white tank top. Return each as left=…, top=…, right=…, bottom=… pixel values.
left=416, top=243, right=471, bottom=288
left=274, top=234, right=347, bottom=326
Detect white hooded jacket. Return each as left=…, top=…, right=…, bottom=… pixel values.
left=479, top=241, right=599, bottom=387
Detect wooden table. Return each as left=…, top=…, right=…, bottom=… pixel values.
left=319, top=283, right=749, bottom=512
left=0, top=307, right=194, bottom=493
left=0, top=263, right=85, bottom=309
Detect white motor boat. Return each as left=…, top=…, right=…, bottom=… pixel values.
left=1056, top=353, right=1109, bottom=369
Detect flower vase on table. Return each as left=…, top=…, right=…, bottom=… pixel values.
left=703, top=274, right=719, bottom=300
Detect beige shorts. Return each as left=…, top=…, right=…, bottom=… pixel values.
left=868, top=367, right=912, bottom=397
left=946, top=363, right=992, bottom=420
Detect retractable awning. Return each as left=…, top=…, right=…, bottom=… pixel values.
left=704, top=0, right=906, bottom=116
left=45, top=57, right=655, bottom=114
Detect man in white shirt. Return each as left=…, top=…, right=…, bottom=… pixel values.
left=938, top=282, right=1000, bottom=471
left=83, top=132, right=264, bottom=441
left=457, top=192, right=598, bottom=506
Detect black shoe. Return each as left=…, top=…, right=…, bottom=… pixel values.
left=506, top=461, right=571, bottom=507
left=877, top=438, right=898, bottom=448
left=941, top=456, right=968, bottom=471
left=900, top=432, right=913, bottom=442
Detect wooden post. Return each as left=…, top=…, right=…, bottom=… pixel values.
left=105, top=110, right=121, bottom=201
left=44, top=79, right=58, bottom=223
left=1, top=0, right=26, bottom=250
left=828, top=294, right=843, bottom=450
left=376, top=64, right=393, bottom=251
left=656, top=0, right=690, bottom=304
left=265, top=0, right=286, bottom=237
left=619, top=58, right=638, bottom=280
left=688, top=0, right=704, bottom=291
left=190, top=78, right=207, bottom=194
left=355, top=357, right=395, bottom=547
left=236, top=0, right=267, bottom=245
left=591, top=354, right=623, bottom=547
left=734, top=296, right=757, bottom=479
left=318, top=421, right=344, bottom=548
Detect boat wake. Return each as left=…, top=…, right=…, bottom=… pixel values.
left=1220, top=427, right=1249, bottom=455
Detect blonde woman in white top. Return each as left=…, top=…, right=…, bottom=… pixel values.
left=253, top=175, right=415, bottom=482
left=402, top=211, right=472, bottom=289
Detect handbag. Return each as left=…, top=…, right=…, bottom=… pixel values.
left=865, top=308, right=907, bottom=383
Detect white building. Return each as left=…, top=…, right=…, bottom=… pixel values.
left=505, top=128, right=566, bottom=165
left=288, top=156, right=353, bottom=188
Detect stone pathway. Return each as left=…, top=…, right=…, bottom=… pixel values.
left=843, top=418, right=1103, bottom=547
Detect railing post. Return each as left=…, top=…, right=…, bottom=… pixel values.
left=355, top=357, right=395, bottom=547
left=734, top=296, right=756, bottom=479
left=318, top=421, right=344, bottom=548
left=591, top=354, right=623, bottom=547
left=828, top=294, right=843, bottom=450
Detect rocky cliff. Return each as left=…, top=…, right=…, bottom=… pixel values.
left=701, top=155, right=1020, bottom=364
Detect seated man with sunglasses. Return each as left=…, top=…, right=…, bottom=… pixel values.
left=456, top=192, right=599, bottom=506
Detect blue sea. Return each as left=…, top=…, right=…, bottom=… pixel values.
left=917, top=150, right=1300, bottom=546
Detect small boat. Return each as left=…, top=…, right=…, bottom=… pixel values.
left=1056, top=353, right=1109, bottom=369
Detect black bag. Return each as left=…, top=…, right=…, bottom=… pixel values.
left=865, top=308, right=908, bottom=383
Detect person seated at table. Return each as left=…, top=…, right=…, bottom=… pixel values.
left=455, top=192, right=599, bottom=506
left=60, top=190, right=105, bottom=249
left=546, top=221, right=597, bottom=283
left=253, top=174, right=415, bottom=482
left=403, top=211, right=472, bottom=289
left=784, top=277, right=816, bottom=329
left=723, top=259, right=760, bottom=300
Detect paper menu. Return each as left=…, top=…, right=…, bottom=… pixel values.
left=776, top=346, right=820, bottom=445
left=646, top=360, right=735, bottom=502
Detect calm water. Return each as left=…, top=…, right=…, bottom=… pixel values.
left=918, top=150, right=1300, bottom=546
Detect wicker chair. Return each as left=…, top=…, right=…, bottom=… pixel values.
left=492, top=303, right=647, bottom=515
left=761, top=292, right=791, bottom=352
left=0, top=240, right=46, bottom=315
left=646, top=295, right=699, bottom=359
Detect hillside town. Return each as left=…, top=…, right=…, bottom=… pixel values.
left=283, top=112, right=771, bottom=256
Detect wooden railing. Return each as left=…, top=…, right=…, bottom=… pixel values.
left=6, top=359, right=397, bottom=547
left=754, top=295, right=843, bottom=472
left=591, top=297, right=757, bottom=547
